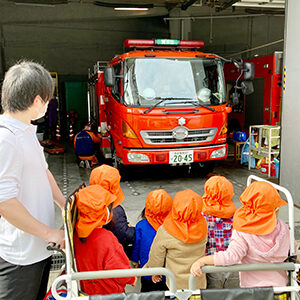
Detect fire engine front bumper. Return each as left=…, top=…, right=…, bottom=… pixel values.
left=122, top=144, right=228, bottom=165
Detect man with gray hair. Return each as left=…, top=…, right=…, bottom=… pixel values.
left=0, top=61, right=65, bottom=300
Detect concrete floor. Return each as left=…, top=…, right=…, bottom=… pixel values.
left=46, top=143, right=298, bottom=230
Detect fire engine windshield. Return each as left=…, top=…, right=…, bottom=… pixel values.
left=123, top=57, right=226, bottom=107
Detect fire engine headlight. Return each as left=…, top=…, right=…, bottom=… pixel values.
left=210, top=147, right=226, bottom=159
left=127, top=153, right=150, bottom=163
left=122, top=121, right=138, bottom=139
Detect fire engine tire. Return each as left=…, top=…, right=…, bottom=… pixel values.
left=190, top=161, right=215, bottom=177
left=111, top=147, right=130, bottom=182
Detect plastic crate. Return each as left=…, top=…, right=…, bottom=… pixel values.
left=50, top=253, right=65, bottom=271
left=261, top=163, right=276, bottom=177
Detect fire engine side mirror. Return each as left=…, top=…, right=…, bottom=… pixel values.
left=232, top=58, right=243, bottom=70
left=243, top=62, right=255, bottom=80
left=104, top=67, right=115, bottom=87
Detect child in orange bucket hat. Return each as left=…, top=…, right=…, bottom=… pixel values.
left=191, top=181, right=294, bottom=288
left=145, top=189, right=208, bottom=289
left=201, top=176, right=239, bottom=288
left=73, top=185, right=136, bottom=295
left=89, top=164, right=125, bottom=208
left=131, top=189, right=172, bottom=292
left=89, top=164, right=135, bottom=257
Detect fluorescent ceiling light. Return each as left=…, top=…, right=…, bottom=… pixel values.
left=233, top=0, right=285, bottom=9
left=240, top=0, right=284, bottom=2
left=233, top=3, right=284, bottom=8
left=114, top=7, right=149, bottom=11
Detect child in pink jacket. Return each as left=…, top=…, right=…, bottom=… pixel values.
left=191, top=181, right=293, bottom=288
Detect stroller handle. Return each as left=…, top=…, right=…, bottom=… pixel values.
left=46, top=242, right=66, bottom=258
left=189, top=262, right=296, bottom=290
left=51, top=267, right=177, bottom=300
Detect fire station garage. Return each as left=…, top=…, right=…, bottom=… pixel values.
left=0, top=0, right=300, bottom=296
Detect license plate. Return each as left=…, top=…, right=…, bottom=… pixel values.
left=169, top=150, right=194, bottom=164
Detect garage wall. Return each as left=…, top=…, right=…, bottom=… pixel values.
left=191, top=15, right=284, bottom=58
left=280, top=0, right=300, bottom=206
left=0, top=3, right=285, bottom=74
left=0, top=2, right=169, bottom=77
left=168, top=6, right=285, bottom=59
left=0, top=2, right=169, bottom=135
left=1, top=18, right=168, bottom=75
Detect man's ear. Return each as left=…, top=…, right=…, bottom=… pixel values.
left=33, top=95, right=41, bottom=105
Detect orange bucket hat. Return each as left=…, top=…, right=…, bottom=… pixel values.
left=89, top=164, right=125, bottom=207
left=76, top=185, right=117, bottom=238
left=145, top=189, right=173, bottom=231
left=233, top=181, right=287, bottom=235
left=163, top=189, right=207, bottom=243
left=202, top=176, right=236, bottom=219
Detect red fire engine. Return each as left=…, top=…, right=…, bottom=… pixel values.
left=88, top=39, right=250, bottom=177
left=224, top=51, right=283, bottom=133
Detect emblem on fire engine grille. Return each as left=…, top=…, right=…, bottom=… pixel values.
left=172, top=126, right=188, bottom=140
left=178, top=117, right=186, bottom=126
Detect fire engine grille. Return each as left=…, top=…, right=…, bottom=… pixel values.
left=140, top=128, right=217, bottom=145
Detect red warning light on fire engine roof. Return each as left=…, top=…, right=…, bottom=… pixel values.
left=124, top=39, right=154, bottom=48
left=179, top=40, right=204, bottom=48
left=124, top=39, right=204, bottom=49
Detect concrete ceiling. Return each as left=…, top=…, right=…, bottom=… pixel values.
left=2, top=0, right=286, bottom=11
left=0, top=0, right=285, bottom=23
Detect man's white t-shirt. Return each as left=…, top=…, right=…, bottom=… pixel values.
left=0, top=115, right=55, bottom=265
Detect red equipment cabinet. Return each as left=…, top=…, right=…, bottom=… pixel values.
left=88, top=39, right=234, bottom=176
left=224, top=52, right=283, bottom=133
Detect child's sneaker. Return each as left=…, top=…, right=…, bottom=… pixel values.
left=85, top=161, right=91, bottom=168
left=79, top=161, right=85, bottom=168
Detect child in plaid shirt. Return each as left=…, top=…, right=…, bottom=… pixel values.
left=201, top=176, right=239, bottom=288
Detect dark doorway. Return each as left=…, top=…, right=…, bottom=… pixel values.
left=244, top=78, right=264, bottom=128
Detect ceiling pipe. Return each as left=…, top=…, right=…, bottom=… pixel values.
left=164, top=13, right=284, bottom=21
left=181, top=0, right=198, bottom=11
left=93, top=1, right=153, bottom=9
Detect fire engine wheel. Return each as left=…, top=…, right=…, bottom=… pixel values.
left=111, top=148, right=129, bottom=181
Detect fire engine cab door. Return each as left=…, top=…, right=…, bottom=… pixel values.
left=106, top=63, right=124, bottom=145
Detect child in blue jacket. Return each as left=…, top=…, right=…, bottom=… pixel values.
left=131, top=189, right=172, bottom=292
